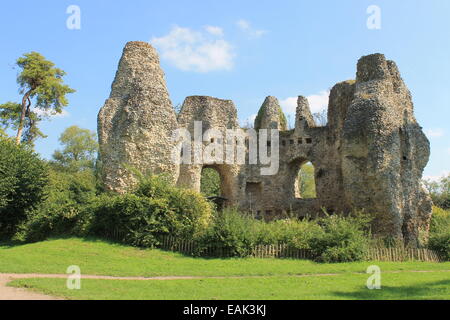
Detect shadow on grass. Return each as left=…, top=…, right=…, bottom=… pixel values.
left=333, top=279, right=450, bottom=300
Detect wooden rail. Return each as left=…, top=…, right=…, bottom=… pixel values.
left=159, top=236, right=444, bottom=262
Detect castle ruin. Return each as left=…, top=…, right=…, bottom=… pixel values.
left=98, top=41, right=433, bottom=245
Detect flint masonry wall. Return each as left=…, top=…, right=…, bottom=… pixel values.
left=98, top=42, right=179, bottom=190
left=98, top=42, right=432, bottom=245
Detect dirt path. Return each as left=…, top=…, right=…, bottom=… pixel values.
left=0, top=275, right=63, bottom=300
left=1, top=270, right=449, bottom=300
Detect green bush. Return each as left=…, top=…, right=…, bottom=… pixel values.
left=309, top=214, right=371, bottom=263
left=196, top=209, right=258, bottom=257
left=256, top=218, right=323, bottom=250
left=87, top=174, right=213, bottom=247
left=88, top=194, right=178, bottom=247
left=0, top=139, right=48, bottom=239
left=14, top=169, right=98, bottom=242
left=134, top=175, right=212, bottom=238
left=430, top=206, right=450, bottom=235
left=428, top=207, right=450, bottom=260
left=194, top=209, right=371, bottom=261
left=200, top=168, right=221, bottom=197
left=429, top=232, right=450, bottom=261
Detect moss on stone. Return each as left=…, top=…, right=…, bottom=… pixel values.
left=254, top=101, right=288, bottom=131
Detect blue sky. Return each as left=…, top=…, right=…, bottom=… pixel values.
left=0, top=0, right=449, bottom=179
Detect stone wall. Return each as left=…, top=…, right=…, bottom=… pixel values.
left=98, top=42, right=432, bottom=245
left=98, top=42, right=179, bottom=192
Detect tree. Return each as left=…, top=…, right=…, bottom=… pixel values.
left=424, top=174, right=450, bottom=209
left=313, top=110, right=328, bottom=126
left=52, top=125, right=98, bottom=172
left=0, top=52, right=75, bottom=145
left=0, top=139, right=49, bottom=239
left=0, top=101, right=46, bottom=147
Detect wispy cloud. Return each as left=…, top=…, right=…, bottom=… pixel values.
left=204, top=25, right=224, bottom=37
left=240, top=113, right=257, bottom=127
left=279, top=97, right=297, bottom=114
left=425, top=128, right=445, bottom=138
left=236, top=19, right=266, bottom=38
left=423, top=170, right=450, bottom=182
left=280, top=90, right=330, bottom=115
left=307, top=91, right=330, bottom=113
left=32, top=108, right=70, bottom=118
left=151, top=25, right=234, bottom=73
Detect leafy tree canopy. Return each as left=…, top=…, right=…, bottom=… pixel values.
left=0, top=139, right=49, bottom=239
left=52, top=125, right=98, bottom=172
left=0, top=101, right=46, bottom=147
left=0, top=51, right=75, bottom=145
left=16, top=52, right=75, bottom=111
left=424, top=174, right=450, bottom=209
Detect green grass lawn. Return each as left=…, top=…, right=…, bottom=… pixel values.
left=1, top=238, right=449, bottom=277
left=1, top=238, right=449, bottom=300
left=9, top=272, right=450, bottom=300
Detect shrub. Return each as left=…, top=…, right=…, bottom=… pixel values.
left=13, top=169, right=98, bottom=242
left=428, top=207, right=450, bottom=260
left=429, top=232, right=450, bottom=261
left=195, top=210, right=323, bottom=257
left=430, top=206, right=450, bottom=235
left=0, top=139, right=48, bottom=239
left=87, top=174, right=213, bottom=247
left=134, top=174, right=174, bottom=199
left=255, top=218, right=322, bottom=249
left=309, top=214, right=371, bottom=263
left=200, top=168, right=221, bottom=197
left=134, top=174, right=212, bottom=238
left=196, top=209, right=258, bottom=257
left=194, top=209, right=371, bottom=261
left=88, top=194, right=178, bottom=247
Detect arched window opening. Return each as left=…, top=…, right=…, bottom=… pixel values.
left=200, top=167, right=221, bottom=197
left=295, top=162, right=317, bottom=199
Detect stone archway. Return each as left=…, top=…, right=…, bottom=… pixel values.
left=287, top=158, right=318, bottom=200
left=202, top=164, right=236, bottom=202
left=177, top=163, right=238, bottom=206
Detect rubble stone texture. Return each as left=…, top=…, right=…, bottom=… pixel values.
left=98, top=41, right=179, bottom=191
left=254, top=96, right=288, bottom=131
left=98, top=43, right=432, bottom=246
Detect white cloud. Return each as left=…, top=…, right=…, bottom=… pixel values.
left=307, top=91, right=330, bottom=113
left=280, top=90, right=330, bottom=115
left=236, top=19, right=266, bottom=38
left=279, top=97, right=297, bottom=114
left=423, top=170, right=450, bottom=182
left=151, top=26, right=234, bottom=73
left=425, top=128, right=445, bottom=138
left=204, top=25, right=224, bottom=36
left=32, top=108, right=70, bottom=118
left=240, top=114, right=257, bottom=128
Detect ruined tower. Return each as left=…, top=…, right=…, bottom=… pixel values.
left=98, top=42, right=432, bottom=245
left=341, top=54, right=432, bottom=244
left=98, top=41, right=179, bottom=192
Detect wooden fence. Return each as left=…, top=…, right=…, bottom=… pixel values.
left=159, top=236, right=444, bottom=262
left=366, top=247, right=443, bottom=262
